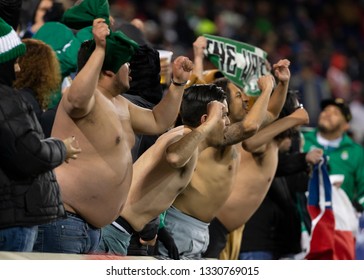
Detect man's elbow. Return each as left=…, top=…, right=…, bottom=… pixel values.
left=165, top=152, right=185, bottom=169
left=242, top=121, right=259, bottom=139
left=242, top=141, right=266, bottom=153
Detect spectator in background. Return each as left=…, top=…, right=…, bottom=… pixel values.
left=326, top=53, right=351, bottom=102
left=290, top=60, right=331, bottom=127
left=349, top=81, right=364, bottom=145
left=13, top=38, right=61, bottom=122
left=303, top=98, right=364, bottom=259
left=303, top=98, right=364, bottom=212
left=21, top=0, right=64, bottom=39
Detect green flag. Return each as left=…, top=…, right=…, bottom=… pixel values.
left=204, top=34, right=269, bottom=96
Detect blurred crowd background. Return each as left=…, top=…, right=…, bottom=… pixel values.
left=17, top=0, right=364, bottom=144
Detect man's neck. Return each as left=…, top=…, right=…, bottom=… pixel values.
left=317, top=132, right=343, bottom=148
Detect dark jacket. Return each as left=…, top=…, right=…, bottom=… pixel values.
left=241, top=151, right=310, bottom=257
left=0, top=84, right=66, bottom=228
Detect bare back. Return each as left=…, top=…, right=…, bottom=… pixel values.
left=173, top=145, right=240, bottom=222
left=52, top=90, right=135, bottom=228
left=121, top=126, right=199, bottom=231
left=216, top=142, right=279, bottom=232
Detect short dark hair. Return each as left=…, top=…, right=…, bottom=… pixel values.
left=77, top=40, right=95, bottom=73
left=180, top=84, right=227, bottom=128
left=213, top=77, right=232, bottom=105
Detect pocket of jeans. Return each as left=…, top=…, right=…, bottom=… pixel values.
left=60, top=222, right=88, bottom=240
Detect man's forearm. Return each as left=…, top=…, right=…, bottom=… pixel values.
left=151, top=84, right=185, bottom=131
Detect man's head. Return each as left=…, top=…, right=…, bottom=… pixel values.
left=213, top=77, right=249, bottom=123
left=13, top=38, right=61, bottom=110
left=180, top=84, right=229, bottom=146
left=0, top=17, right=26, bottom=86
left=318, top=98, right=351, bottom=136
left=77, top=40, right=131, bottom=94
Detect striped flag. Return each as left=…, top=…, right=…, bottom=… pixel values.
left=203, top=34, right=269, bottom=96
left=305, top=157, right=357, bottom=260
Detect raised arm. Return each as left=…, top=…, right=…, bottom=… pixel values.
left=264, top=59, right=291, bottom=125
left=62, top=18, right=109, bottom=118
left=129, top=56, right=193, bottom=134
left=165, top=101, right=226, bottom=168
left=243, top=107, right=309, bottom=153
left=192, top=36, right=207, bottom=81
left=223, top=75, right=275, bottom=146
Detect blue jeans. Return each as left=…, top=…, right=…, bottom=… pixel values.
left=239, top=251, right=296, bottom=260
left=33, top=213, right=101, bottom=254
left=239, top=251, right=274, bottom=260
left=0, top=226, right=38, bottom=252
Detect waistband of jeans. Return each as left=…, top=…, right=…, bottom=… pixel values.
left=65, top=211, right=100, bottom=229
left=111, top=216, right=134, bottom=235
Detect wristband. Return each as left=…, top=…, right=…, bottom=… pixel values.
left=171, top=77, right=187, bottom=86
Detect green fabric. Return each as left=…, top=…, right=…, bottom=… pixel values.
left=0, top=17, right=26, bottom=64
left=61, top=0, right=139, bottom=73
left=303, top=129, right=364, bottom=208
left=75, top=26, right=93, bottom=43
left=203, top=34, right=268, bottom=96
left=33, top=22, right=80, bottom=78
left=61, top=0, right=110, bottom=30
left=159, top=211, right=166, bottom=229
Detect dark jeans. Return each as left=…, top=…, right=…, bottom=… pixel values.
left=33, top=213, right=101, bottom=254
left=0, top=226, right=38, bottom=252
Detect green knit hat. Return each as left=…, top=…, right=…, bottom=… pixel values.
left=61, top=0, right=139, bottom=73
left=0, top=17, right=26, bottom=64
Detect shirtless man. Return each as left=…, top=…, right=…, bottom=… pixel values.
left=157, top=72, right=289, bottom=258
left=155, top=33, right=292, bottom=258
left=33, top=18, right=193, bottom=254
left=204, top=90, right=322, bottom=259
left=97, top=84, right=229, bottom=256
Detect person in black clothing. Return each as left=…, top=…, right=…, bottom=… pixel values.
left=0, top=8, right=80, bottom=252
left=239, top=132, right=322, bottom=260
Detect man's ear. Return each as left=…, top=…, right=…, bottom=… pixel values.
left=342, top=121, right=350, bottom=132
left=200, top=114, right=207, bottom=124
left=101, top=70, right=115, bottom=78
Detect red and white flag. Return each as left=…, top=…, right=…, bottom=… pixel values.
left=305, top=157, right=357, bottom=260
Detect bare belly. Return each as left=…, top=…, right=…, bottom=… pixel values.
left=56, top=156, right=133, bottom=228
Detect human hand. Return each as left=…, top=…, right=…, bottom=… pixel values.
left=257, top=74, right=275, bottom=93
left=305, top=148, right=323, bottom=165
left=63, top=136, right=81, bottom=163
left=193, top=36, right=207, bottom=60
left=139, top=235, right=157, bottom=246
left=92, top=18, right=110, bottom=49
left=172, top=56, right=194, bottom=84
left=205, top=100, right=226, bottom=125
left=273, top=59, right=291, bottom=84
left=290, top=106, right=309, bottom=125
left=138, top=216, right=160, bottom=242
left=157, top=227, right=180, bottom=260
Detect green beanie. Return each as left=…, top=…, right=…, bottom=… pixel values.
left=33, top=22, right=81, bottom=78
left=0, top=17, right=26, bottom=64
left=61, top=0, right=139, bottom=73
